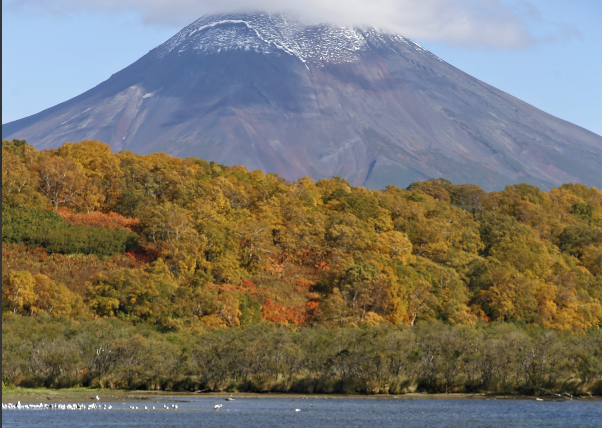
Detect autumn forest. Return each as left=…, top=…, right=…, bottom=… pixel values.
left=2, top=139, right=602, bottom=395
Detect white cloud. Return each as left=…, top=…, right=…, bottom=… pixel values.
left=5, top=0, right=563, bottom=48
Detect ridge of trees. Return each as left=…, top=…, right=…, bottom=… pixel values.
left=2, top=139, right=602, bottom=333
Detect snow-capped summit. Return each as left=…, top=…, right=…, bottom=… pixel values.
left=153, top=12, right=397, bottom=66
left=3, top=12, right=602, bottom=190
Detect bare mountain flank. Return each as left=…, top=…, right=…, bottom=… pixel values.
left=3, top=13, right=602, bottom=190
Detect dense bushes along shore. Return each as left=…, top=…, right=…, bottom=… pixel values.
left=3, top=315, right=601, bottom=396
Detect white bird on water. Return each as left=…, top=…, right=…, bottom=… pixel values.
left=214, top=404, right=223, bottom=410
left=295, top=409, right=301, bottom=412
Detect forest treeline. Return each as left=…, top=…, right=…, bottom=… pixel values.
left=2, top=138, right=602, bottom=393
left=3, top=138, right=602, bottom=331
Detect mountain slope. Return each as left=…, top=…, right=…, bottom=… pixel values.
left=3, top=12, right=602, bottom=190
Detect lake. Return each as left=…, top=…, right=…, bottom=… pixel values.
left=3, top=396, right=601, bottom=427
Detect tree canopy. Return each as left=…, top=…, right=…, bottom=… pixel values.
left=3, top=139, right=602, bottom=333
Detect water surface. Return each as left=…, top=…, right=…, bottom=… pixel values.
left=3, top=397, right=601, bottom=427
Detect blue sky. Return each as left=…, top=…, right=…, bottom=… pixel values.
left=2, top=0, right=601, bottom=136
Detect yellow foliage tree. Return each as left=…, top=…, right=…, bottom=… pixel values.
left=1, top=148, right=45, bottom=208
left=30, top=274, right=84, bottom=317
left=36, top=156, right=89, bottom=210
left=2, top=271, right=37, bottom=313
left=581, top=245, right=602, bottom=276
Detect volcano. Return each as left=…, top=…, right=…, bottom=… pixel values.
left=3, top=13, right=602, bottom=190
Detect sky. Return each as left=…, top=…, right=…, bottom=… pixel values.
left=2, top=0, right=601, bottom=136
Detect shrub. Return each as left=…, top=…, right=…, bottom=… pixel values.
left=2, top=206, right=137, bottom=256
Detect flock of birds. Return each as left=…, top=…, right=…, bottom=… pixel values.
left=128, top=404, right=179, bottom=410
left=2, top=400, right=191, bottom=412
left=2, top=400, right=207, bottom=412
left=2, top=394, right=308, bottom=412
left=2, top=401, right=112, bottom=411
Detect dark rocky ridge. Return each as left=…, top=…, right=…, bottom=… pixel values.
left=3, top=13, right=602, bottom=190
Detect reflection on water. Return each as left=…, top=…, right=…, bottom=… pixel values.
left=3, top=397, right=601, bottom=427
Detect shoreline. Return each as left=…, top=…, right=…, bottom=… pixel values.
left=3, top=388, right=598, bottom=404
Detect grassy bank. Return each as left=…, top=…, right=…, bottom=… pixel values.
left=4, top=386, right=600, bottom=404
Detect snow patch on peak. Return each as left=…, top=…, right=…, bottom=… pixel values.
left=154, top=13, right=377, bottom=67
